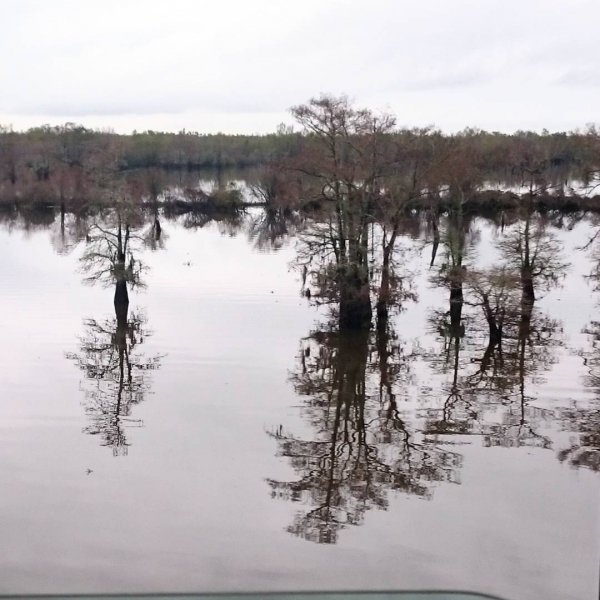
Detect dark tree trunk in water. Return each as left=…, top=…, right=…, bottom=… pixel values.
left=449, top=271, right=464, bottom=336
left=339, top=264, right=371, bottom=331
left=339, top=289, right=372, bottom=331
left=519, top=293, right=533, bottom=341
left=114, top=279, right=129, bottom=327
left=450, top=286, right=463, bottom=320
left=339, top=216, right=371, bottom=331
left=376, top=247, right=391, bottom=334
left=481, top=294, right=503, bottom=346
left=521, top=206, right=534, bottom=305
left=446, top=205, right=465, bottom=336
left=376, top=299, right=388, bottom=336
left=60, top=202, right=66, bottom=241
left=491, top=323, right=501, bottom=344
left=477, top=306, right=503, bottom=376
left=114, top=216, right=129, bottom=328
left=430, top=212, right=440, bottom=267
left=376, top=309, right=397, bottom=422
left=430, top=238, right=439, bottom=268
left=521, top=270, right=535, bottom=304
left=486, top=314, right=502, bottom=346
left=153, top=203, right=162, bottom=240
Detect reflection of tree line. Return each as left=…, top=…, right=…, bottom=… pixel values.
left=265, top=97, right=599, bottom=544
left=425, top=201, right=565, bottom=451
left=268, top=204, right=572, bottom=544
left=47, top=196, right=595, bottom=472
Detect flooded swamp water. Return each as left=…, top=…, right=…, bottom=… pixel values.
left=0, top=205, right=598, bottom=600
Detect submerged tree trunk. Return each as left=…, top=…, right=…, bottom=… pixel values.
left=339, top=251, right=372, bottom=331
left=114, top=216, right=130, bottom=323
left=519, top=290, right=534, bottom=341
left=339, top=207, right=372, bottom=331
left=114, top=279, right=129, bottom=327
left=481, top=294, right=503, bottom=345
left=339, top=278, right=372, bottom=330
left=521, top=203, right=535, bottom=305
left=430, top=210, right=440, bottom=267
left=521, top=269, right=535, bottom=304
left=477, top=298, right=503, bottom=377
left=447, top=203, right=465, bottom=337
left=153, top=203, right=162, bottom=240
left=376, top=245, right=392, bottom=334
left=449, top=268, right=464, bottom=335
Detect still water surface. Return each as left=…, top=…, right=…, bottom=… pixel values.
left=0, top=207, right=598, bottom=600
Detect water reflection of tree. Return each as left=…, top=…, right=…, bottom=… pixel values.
left=266, top=101, right=596, bottom=542
left=67, top=311, right=160, bottom=455
left=69, top=207, right=162, bottom=454
left=566, top=217, right=600, bottom=471
left=425, top=208, right=566, bottom=451
left=0, top=204, right=56, bottom=234
left=174, top=207, right=244, bottom=237
left=50, top=208, right=88, bottom=255
left=556, top=405, right=600, bottom=471
left=493, top=210, right=566, bottom=448
left=558, top=319, right=600, bottom=472
left=268, top=326, right=461, bottom=544
left=498, top=210, right=567, bottom=305
left=425, top=204, right=478, bottom=436
left=246, top=207, right=302, bottom=251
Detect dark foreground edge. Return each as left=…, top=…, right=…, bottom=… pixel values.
left=0, top=592, right=509, bottom=600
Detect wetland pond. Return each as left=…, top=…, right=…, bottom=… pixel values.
left=0, top=192, right=598, bottom=600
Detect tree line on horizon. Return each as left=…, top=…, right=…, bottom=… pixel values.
left=1, top=94, right=599, bottom=209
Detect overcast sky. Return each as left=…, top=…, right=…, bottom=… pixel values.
left=1, top=0, right=599, bottom=134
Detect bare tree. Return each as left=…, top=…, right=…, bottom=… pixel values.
left=290, top=95, right=396, bottom=330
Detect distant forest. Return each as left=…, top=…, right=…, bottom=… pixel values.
left=1, top=96, right=599, bottom=210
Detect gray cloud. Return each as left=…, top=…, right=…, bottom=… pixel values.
left=395, top=70, right=490, bottom=92
left=1, top=0, right=599, bottom=132
left=556, top=68, right=600, bottom=87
